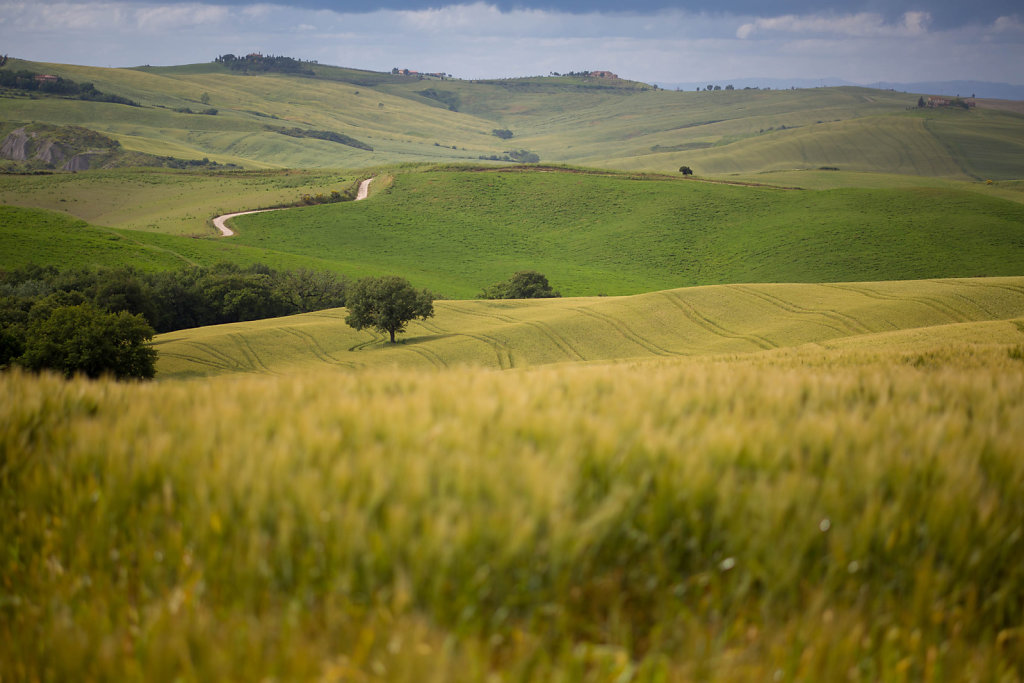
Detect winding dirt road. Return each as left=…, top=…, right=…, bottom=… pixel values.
left=212, top=177, right=374, bottom=237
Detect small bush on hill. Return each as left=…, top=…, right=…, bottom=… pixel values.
left=479, top=271, right=561, bottom=299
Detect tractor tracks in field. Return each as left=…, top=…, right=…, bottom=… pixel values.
left=930, top=279, right=1024, bottom=318
left=281, top=327, right=359, bottom=370
left=822, top=283, right=973, bottom=323
left=455, top=306, right=586, bottom=362
left=729, top=285, right=871, bottom=336
left=419, top=316, right=516, bottom=369
left=572, top=306, right=675, bottom=357
left=661, top=291, right=776, bottom=350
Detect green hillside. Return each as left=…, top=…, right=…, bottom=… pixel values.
left=3, top=58, right=1022, bottom=178
left=0, top=205, right=194, bottom=270
left=226, top=168, right=1024, bottom=297
left=4, top=168, right=1024, bottom=296
left=0, top=167, right=364, bottom=236
left=155, top=276, right=1024, bottom=378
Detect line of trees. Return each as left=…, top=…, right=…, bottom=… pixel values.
left=479, top=149, right=541, bottom=164
left=265, top=126, right=373, bottom=151
left=0, top=69, right=139, bottom=106
left=214, top=54, right=315, bottom=75
left=1, top=263, right=350, bottom=378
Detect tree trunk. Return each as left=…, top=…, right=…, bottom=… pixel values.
left=389, top=329, right=396, bottom=343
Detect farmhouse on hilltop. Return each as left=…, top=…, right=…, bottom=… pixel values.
left=591, top=70, right=618, bottom=79
left=926, top=96, right=975, bottom=108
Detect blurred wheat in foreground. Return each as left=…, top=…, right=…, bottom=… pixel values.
left=3, top=341, right=1024, bottom=681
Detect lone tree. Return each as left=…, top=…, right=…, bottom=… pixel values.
left=679, top=166, right=694, bottom=176
left=345, top=275, right=434, bottom=343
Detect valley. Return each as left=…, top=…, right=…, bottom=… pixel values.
left=3, top=55, right=1024, bottom=682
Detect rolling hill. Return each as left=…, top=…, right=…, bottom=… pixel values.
left=3, top=57, right=1023, bottom=178
left=154, top=276, right=1024, bottom=379
left=4, top=167, right=1024, bottom=296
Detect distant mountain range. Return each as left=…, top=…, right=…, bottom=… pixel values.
left=654, top=78, right=1024, bottom=101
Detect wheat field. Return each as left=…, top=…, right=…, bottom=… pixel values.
left=155, top=276, right=1024, bottom=378
left=4, top=329, right=1024, bottom=680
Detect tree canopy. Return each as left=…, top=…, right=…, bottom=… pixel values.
left=19, top=303, right=157, bottom=379
left=479, top=271, right=561, bottom=299
left=344, top=276, right=434, bottom=343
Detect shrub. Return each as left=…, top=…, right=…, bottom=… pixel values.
left=479, top=271, right=561, bottom=299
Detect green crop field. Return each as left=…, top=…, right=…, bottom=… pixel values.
left=224, top=168, right=1024, bottom=297
left=0, top=205, right=193, bottom=270
left=3, top=166, right=1024, bottom=297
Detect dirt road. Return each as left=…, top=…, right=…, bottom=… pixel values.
left=212, top=177, right=374, bottom=237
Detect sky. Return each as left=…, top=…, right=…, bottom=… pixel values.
left=1, top=0, right=1022, bottom=85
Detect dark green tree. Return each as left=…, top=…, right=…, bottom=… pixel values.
left=479, top=271, right=561, bottom=299
left=344, top=276, right=434, bottom=343
left=20, top=303, right=157, bottom=379
left=679, top=166, right=694, bottom=175
left=0, top=296, right=30, bottom=369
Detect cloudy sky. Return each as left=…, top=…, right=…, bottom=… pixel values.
left=1, top=0, right=1022, bottom=84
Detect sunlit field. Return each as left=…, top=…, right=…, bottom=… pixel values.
left=4, top=335, right=1024, bottom=681
left=155, top=277, right=1024, bottom=378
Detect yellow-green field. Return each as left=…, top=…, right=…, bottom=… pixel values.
left=156, top=276, right=1024, bottom=378
left=4, top=326, right=1024, bottom=681
left=4, top=58, right=1023, bottom=179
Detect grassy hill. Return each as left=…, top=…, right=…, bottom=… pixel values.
left=3, top=57, right=1023, bottom=178
left=0, top=166, right=366, bottom=236
left=4, top=167, right=1024, bottom=296
left=154, top=276, right=1024, bottom=378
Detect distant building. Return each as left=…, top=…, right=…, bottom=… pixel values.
left=926, top=96, right=975, bottom=108
left=34, top=74, right=59, bottom=83
left=590, top=70, right=618, bottom=79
